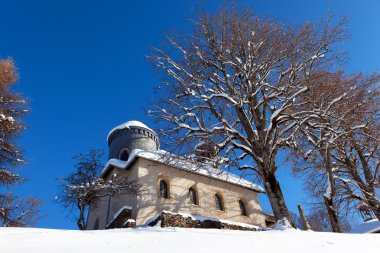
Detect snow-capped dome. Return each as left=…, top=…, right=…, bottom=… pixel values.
left=107, top=120, right=160, bottom=159
left=107, top=120, right=156, bottom=142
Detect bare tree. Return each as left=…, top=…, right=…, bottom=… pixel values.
left=332, top=88, right=380, bottom=220
left=291, top=71, right=380, bottom=230
left=0, top=194, right=40, bottom=227
left=307, top=207, right=351, bottom=232
left=0, top=58, right=40, bottom=227
left=148, top=7, right=348, bottom=223
left=291, top=71, right=361, bottom=232
left=58, top=150, right=142, bottom=230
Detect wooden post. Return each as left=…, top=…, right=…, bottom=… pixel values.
left=297, top=204, right=311, bottom=230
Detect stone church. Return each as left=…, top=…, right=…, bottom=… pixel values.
left=86, top=121, right=267, bottom=230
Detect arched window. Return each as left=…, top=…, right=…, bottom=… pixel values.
left=215, top=193, right=224, bottom=211
left=189, top=187, right=198, bottom=205
left=239, top=200, right=247, bottom=216
left=159, top=180, right=169, bottom=199
left=119, top=148, right=130, bottom=161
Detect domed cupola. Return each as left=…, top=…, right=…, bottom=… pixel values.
left=107, top=120, right=160, bottom=160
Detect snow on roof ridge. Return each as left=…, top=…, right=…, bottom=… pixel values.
left=101, top=149, right=264, bottom=193
left=107, top=120, right=156, bottom=142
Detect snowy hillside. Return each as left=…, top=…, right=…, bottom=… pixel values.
left=1, top=227, right=379, bottom=253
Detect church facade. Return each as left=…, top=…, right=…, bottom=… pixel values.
left=86, top=121, right=267, bottom=230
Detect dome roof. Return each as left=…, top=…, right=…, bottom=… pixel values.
left=107, top=120, right=156, bottom=141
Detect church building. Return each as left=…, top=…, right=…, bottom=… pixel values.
left=86, top=121, right=267, bottom=230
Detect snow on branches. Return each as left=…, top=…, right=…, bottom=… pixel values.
left=148, top=8, right=348, bottom=222
left=0, top=58, right=39, bottom=227
left=61, top=175, right=142, bottom=206
left=290, top=70, right=380, bottom=227
left=0, top=194, right=40, bottom=227
left=0, top=58, right=28, bottom=185
left=58, top=150, right=143, bottom=230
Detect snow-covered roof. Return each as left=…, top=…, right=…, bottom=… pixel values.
left=100, top=149, right=264, bottom=193
left=349, top=219, right=380, bottom=234
left=107, top=120, right=156, bottom=142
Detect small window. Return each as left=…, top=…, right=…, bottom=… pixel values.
left=159, top=180, right=169, bottom=199
left=239, top=200, right=247, bottom=216
left=119, top=148, right=129, bottom=161
left=215, top=193, right=224, bottom=211
left=189, top=187, right=198, bottom=205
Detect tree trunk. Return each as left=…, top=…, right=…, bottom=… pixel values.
left=297, top=204, right=311, bottom=230
left=323, top=195, right=341, bottom=232
left=263, top=171, right=293, bottom=226
left=322, top=146, right=341, bottom=232
left=77, top=202, right=86, bottom=230
left=77, top=218, right=85, bottom=230
left=324, top=160, right=341, bottom=232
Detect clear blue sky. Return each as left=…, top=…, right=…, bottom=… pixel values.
left=0, top=0, right=379, bottom=229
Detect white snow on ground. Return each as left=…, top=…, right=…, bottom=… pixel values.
left=272, top=218, right=293, bottom=230
left=0, top=227, right=379, bottom=253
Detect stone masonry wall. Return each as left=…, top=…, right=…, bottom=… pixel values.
left=148, top=211, right=263, bottom=231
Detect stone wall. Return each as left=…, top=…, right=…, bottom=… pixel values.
left=136, top=158, right=266, bottom=227
left=148, top=211, right=263, bottom=231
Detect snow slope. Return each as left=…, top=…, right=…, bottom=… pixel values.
left=0, top=227, right=378, bottom=253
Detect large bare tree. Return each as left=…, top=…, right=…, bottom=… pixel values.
left=148, top=8, right=348, bottom=223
